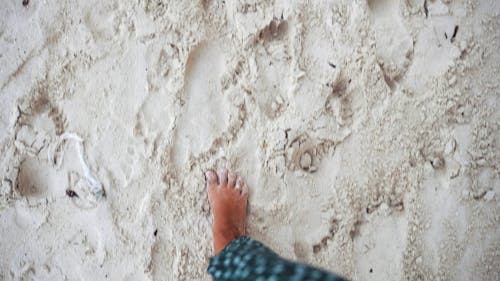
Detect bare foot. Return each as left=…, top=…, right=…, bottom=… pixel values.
left=206, top=168, right=249, bottom=254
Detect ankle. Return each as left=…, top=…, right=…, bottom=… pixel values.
left=213, top=225, right=241, bottom=253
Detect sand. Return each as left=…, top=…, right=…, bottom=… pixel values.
left=0, top=0, right=499, bottom=280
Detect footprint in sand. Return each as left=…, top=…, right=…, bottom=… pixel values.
left=367, top=0, right=414, bottom=90
left=173, top=42, right=229, bottom=168
left=369, top=0, right=461, bottom=93
left=353, top=212, right=407, bottom=280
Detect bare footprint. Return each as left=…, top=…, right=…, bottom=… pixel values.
left=368, top=0, right=413, bottom=90
left=173, top=42, right=229, bottom=168
left=206, top=168, right=248, bottom=254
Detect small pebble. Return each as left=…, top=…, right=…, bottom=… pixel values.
left=484, top=190, right=495, bottom=201
left=450, top=165, right=460, bottom=179
left=430, top=156, right=444, bottom=169
left=380, top=203, right=389, bottom=211
left=299, top=152, right=313, bottom=169
left=444, top=138, right=456, bottom=155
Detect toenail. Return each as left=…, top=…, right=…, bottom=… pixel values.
left=205, top=171, right=217, bottom=182
left=228, top=174, right=237, bottom=185
left=218, top=169, right=228, bottom=182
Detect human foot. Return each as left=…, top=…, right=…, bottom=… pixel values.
left=206, top=168, right=249, bottom=254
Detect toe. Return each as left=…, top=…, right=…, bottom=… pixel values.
left=241, top=183, right=249, bottom=197
left=236, top=177, right=248, bottom=196
left=218, top=168, right=228, bottom=186
left=228, top=172, right=237, bottom=188
left=205, top=170, right=218, bottom=189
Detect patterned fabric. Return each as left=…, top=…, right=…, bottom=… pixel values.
left=208, top=237, right=347, bottom=281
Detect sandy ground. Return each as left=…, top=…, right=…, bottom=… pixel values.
left=0, top=0, right=499, bottom=280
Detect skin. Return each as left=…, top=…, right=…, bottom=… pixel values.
left=206, top=168, right=249, bottom=255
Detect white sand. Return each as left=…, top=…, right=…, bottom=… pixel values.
left=1, top=0, right=499, bottom=280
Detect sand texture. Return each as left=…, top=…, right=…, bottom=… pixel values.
left=0, top=0, right=499, bottom=280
